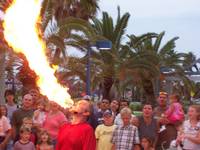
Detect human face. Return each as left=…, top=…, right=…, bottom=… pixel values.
left=20, top=131, right=31, bottom=142
left=143, top=105, right=153, bottom=118
left=50, top=101, right=59, bottom=112
left=141, top=138, right=151, bottom=149
left=29, top=90, right=39, bottom=101
left=6, top=94, right=14, bottom=103
left=188, top=107, right=198, bottom=120
left=169, top=95, right=177, bottom=104
left=23, top=120, right=33, bottom=128
left=103, top=115, right=114, bottom=126
left=120, top=102, right=128, bottom=110
left=22, top=94, right=33, bottom=109
left=158, top=94, right=167, bottom=107
left=37, top=103, right=45, bottom=111
left=41, top=133, right=49, bottom=143
left=121, top=114, right=131, bottom=126
left=100, top=99, right=110, bottom=111
left=0, top=106, right=7, bottom=116
left=110, top=100, right=119, bottom=112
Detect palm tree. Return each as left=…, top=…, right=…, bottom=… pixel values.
left=128, top=32, right=193, bottom=101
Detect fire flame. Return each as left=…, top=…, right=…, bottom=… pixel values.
left=3, top=0, right=73, bottom=108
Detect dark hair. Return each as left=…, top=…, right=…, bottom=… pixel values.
left=120, top=99, right=129, bottom=106
left=141, top=136, right=153, bottom=147
left=142, top=102, right=153, bottom=109
left=4, top=89, right=15, bottom=97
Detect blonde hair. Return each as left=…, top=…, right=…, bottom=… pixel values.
left=37, top=130, right=52, bottom=145
left=190, top=105, right=200, bottom=120
left=23, top=116, right=33, bottom=123
left=20, top=125, right=31, bottom=134
left=120, top=107, right=132, bottom=116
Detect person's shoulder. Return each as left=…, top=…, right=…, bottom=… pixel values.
left=131, top=124, right=138, bottom=129
left=96, top=124, right=104, bottom=129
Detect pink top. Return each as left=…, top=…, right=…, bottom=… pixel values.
left=165, top=102, right=184, bottom=123
left=43, top=111, right=67, bottom=140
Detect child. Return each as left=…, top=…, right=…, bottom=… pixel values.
left=141, top=137, right=154, bottom=150
left=0, top=105, right=11, bottom=150
left=14, top=125, right=35, bottom=150
left=165, top=94, right=184, bottom=124
left=95, top=109, right=116, bottom=150
left=22, top=117, right=36, bottom=144
left=111, top=107, right=140, bottom=150
left=33, top=100, right=46, bottom=128
left=36, top=130, right=53, bottom=150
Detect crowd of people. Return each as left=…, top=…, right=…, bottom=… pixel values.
left=0, top=89, right=199, bottom=150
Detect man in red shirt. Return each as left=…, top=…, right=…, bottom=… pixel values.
left=56, top=100, right=96, bottom=150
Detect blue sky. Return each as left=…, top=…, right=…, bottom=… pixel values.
left=98, top=0, right=200, bottom=58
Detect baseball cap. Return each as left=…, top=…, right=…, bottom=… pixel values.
left=103, top=109, right=112, bottom=117
left=83, top=95, right=91, bottom=101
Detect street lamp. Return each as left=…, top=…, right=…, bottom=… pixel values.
left=86, top=40, right=112, bottom=95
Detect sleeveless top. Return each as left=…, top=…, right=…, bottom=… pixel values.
left=182, top=120, right=200, bottom=150
left=138, top=116, right=158, bottom=142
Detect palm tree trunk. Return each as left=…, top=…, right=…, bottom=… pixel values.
left=0, top=51, right=6, bottom=104
left=143, top=79, right=156, bottom=105
left=102, top=77, right=114, bottom=100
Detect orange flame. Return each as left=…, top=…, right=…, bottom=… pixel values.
left=3, top=0, right=73, bottom=108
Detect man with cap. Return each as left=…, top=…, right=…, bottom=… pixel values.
left=154, top=92, right=177, bottom=149
left=56, top=100, right=96, bottom=150
left=95, top=109, right=116, bottom=150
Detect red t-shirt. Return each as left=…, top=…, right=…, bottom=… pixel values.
left=56, top=123, right=96, bottom=150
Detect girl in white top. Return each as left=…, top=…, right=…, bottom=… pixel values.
left=177, top=105, right=200, bottom=150
left=0, top=105, right=12, bottom=149
left=33, top=100, right=46, bottom=128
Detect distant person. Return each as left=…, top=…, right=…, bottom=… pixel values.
left=0, top=105, right=12, bottom=150
left=111, top=107, right=140, bottom=150
left=22, top=117, right=36, bottom=144
left=114, top=99, right=135, bottom=126
left=29, top=89, right=40, bottom=110
left=43, top=101, right=67, bottom=147
left=13, top=126, right=35, bottom=150
left=4, top=89, right=17, bottom=121
left=164, top=94, right=184, bottom=124
left=176, top=105, right=200, bottom=149
left=11, top=94, right=34, bottom=142
left=95, top=109, right=116, bottom=150
left=141, top=137, right=154, bottom=150
left=110, top=99, right=120, bottom=117
left=134, top=103, right=158, bottom=148
left=36, top=130, right=53, bottom=150
left=56, top=100, right=96, bottom=150
left=154, top=92, right=177, bottom=149
left=33, top=100, right=47, bottom=129
left=96, top=99, right=110, bottom=125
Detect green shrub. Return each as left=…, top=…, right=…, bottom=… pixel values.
left=129, top=102, right=142, bottom=111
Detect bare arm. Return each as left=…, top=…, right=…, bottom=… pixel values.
left=185, top=131, right=200, bottom=144
left=111, top=144, right=116, bottom=150
left=0, top=129, right=12, bottom=149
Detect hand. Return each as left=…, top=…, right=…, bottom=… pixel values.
left=159, top=117, right=169, bottom=125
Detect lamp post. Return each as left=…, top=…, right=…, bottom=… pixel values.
left=86, top=40, right=112, bottom=95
